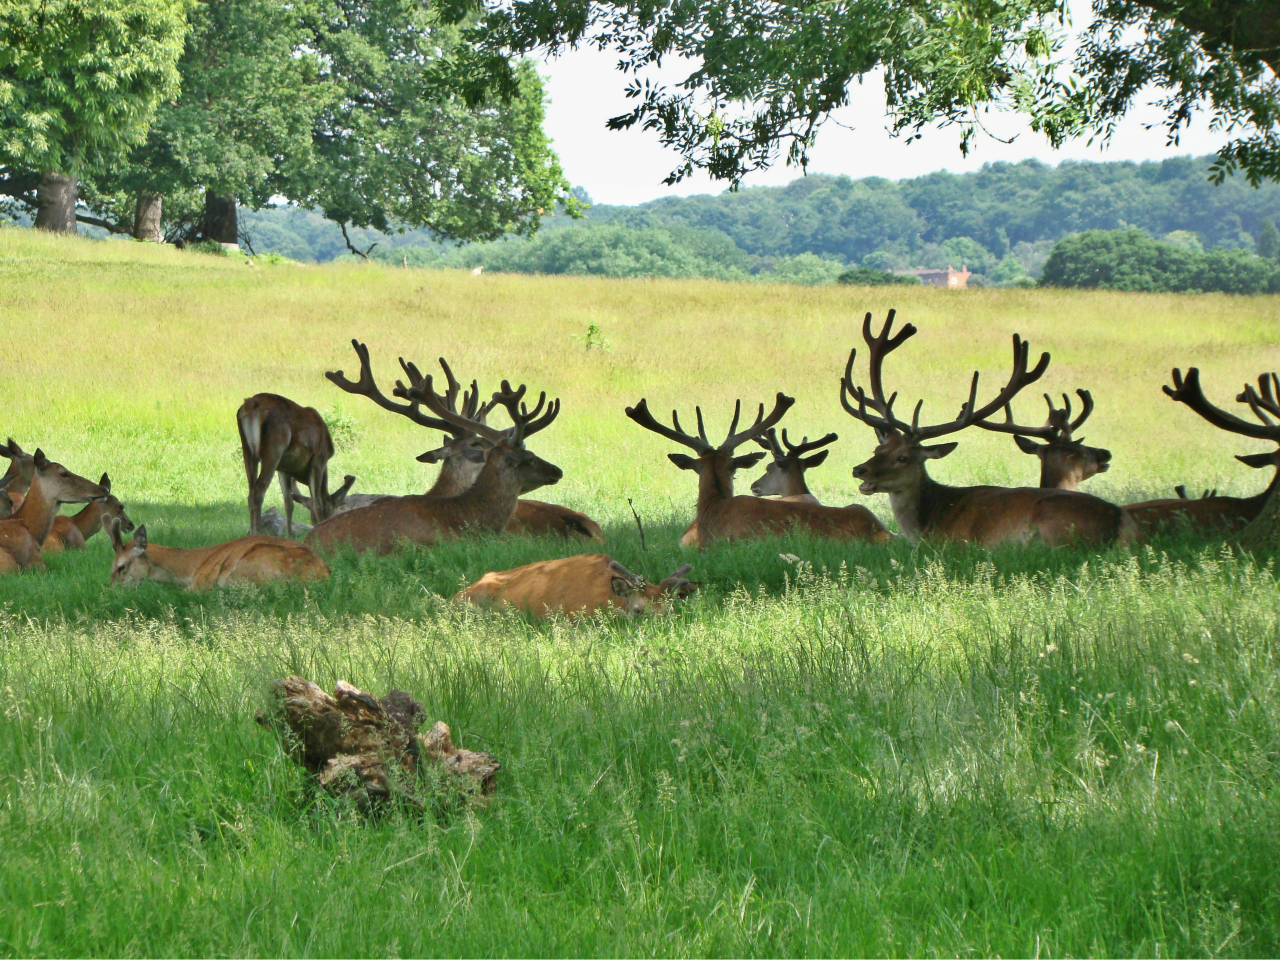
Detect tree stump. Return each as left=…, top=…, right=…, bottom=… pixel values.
left=255, top=676, right=499, bottom=811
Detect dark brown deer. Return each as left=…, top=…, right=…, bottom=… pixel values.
left=306, top=379, right=563, bottom=555
left=238, top=394, right=354, bottom=536
left=842, top=310, right=1137, bottom=547
left=323, top=339, right=603, bottom=541
left=626, top=394, right=891, bottom=547
left=1125, top=369, right=1280, bottom=535
left=0, top=450, right=108, bottom=573
left=974, top=390, right=1112, bottom=490
left=43, top=473, right=135, bottom=552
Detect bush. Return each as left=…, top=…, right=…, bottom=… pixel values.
left=763, top=253, right=845, bottom=286
left=837, top=265, right=920, bottom=286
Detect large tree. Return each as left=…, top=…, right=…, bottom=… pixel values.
left=459, top=0, right=1280, bottom=187
left=0, top=0, right=186, bottom=231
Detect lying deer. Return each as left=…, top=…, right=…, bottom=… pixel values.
left=458, top=554, right=698, bottom=618
left=626, top=394, right=890, bottom=547
left=324, top=340, right=603, bottom=541
left=842, top=310, right=1137, bottom=547
left=974, top=390, right=1112, bottom=490
left=238, top=393, right=354, bottom=536
left=0, top=475, right=14, bottom=520
left=1, top=438, right=35, bottom=513
left=1124, top=369, right=1280, bottom=535
left=106, top=518, right=329, bottom=590
left=306, top=378, right=563, bottom=555
left=0, top=451, right=109, bottom=573
left=43, top=473, right=135, bottom=552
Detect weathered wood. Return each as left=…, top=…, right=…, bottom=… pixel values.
left=255, top=676, right=498, bottom=810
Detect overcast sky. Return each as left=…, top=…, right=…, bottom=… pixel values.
left=539, top=46, right=1234, bottom=207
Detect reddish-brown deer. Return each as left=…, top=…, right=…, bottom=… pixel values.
left=749, top=428, right=839, bottom=503
left=43, top=473, right=135, bottom=552
left=0, top=475, right=15, bottom=520
left=106, top=518, right=329, bottom=590
left=238, top=394, right=354, bottom=536
left=306, top=378, right=563, bottom=555
left=626, top=394, right=891, bottom=547
left=974, top=390, right=1112, bottom=490
left=323, top=340, right=603, bottom=541
left=0, top=450, right=109, bottom=573
left=458, top=555, right=698, bottom=618
left=1, top=439, right=35, bottom=514
left=842, top=310, right=1137, bottom=547
left=1125, top=369, right=1280, bottom=534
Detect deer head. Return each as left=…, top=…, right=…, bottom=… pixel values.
left=106, top=518, right=156, bottom=585
left=974, top=389, right=1111, bottom=489
left=842, top=310, right=1050, bottom=495
left=29, top=450, right=110, bottom=506
left=1, top=438, right=35, bottom=494
left=0, top=474, right=14, bottom=519
left=95, top=474, right=136, bottom=533
left=749, top=427, right=838, bottom=497
left=608, top=560, right=699, bottom=614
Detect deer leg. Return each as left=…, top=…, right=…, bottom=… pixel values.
left=279, top=473, right=297, bottom=537
left=240, top=427, right=263, bottom=535
left=308, top=460, right=330, bottom=525
left=249, top=424, right=288, bottom=536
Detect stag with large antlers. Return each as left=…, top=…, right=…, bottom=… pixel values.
left=974, top=389, right=1112, bottom=490
left=841, top=310, right=1137, bottom=547
left=316, top=340, right=603, bottom=542
left=1125, top=369, right=1280, bottom=535
left=626, top=394, right=890, bottom=547
left=305, top=378, right=563, bottom=555
left=238, top=394, right=355, bottom=536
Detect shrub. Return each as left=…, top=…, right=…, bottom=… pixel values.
left=837, top=265, right=920, bottom=286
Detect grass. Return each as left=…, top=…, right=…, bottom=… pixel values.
left=2, top=227, right=1280, bottom=956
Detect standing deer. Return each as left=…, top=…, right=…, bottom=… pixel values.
left=238, top=394, right=355, bottom=537
left=458, top=555, right=698, bottom=618
left=106, top=518, right=329, bottom=590
left=306, top=378, right=563, bottom=555
left=0, top=450, right=109, bottom=573
left=323, top=340, right=603, bottom=541
left=43, top=473, right=135, bottom=552
left=974, top=390, right=1112, bottom=490
left=842, top=310, right=1137, bottom=547
left=626, top=394, right=891, bottom=547
left=1125, top=369, right=1280, bottom=534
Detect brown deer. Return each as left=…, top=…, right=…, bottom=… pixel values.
left=842, top=310, right=1137, bottom=547
left=106, top=518, right=329, bottom=590
left=0, top=474, right=15, bottom=520
left=324, top=339, right=603, bottom=541
left=0, top=451, right=109, bottom=573
left=1124, top=368, right=1280, bottom=535
left=43, top=473, right=135, bottom=552
left=749, top=428, right=839, bottom=503
left=626, top=394, right=891, bottom=547
left=238, top=394, right=354, bottom=537
left=974, top=390, right=1112, bottom=490
left=1, top=439, right=35, bottom=513
left=306, top=378, right=563, bottom=555
left=458, top=555, right=698, bottom=618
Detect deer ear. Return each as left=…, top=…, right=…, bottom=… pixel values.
left=133, top=524, right=148, bottom=551
left=920, top=442, right=958, bottom=460
left=0, top=474, right=12, bottom=491
left=32, top=449, right=48, bottom=469
left=1014, top=435, right=1046, bottom=456
left=1237, top=452, right=1278, bottom=469
left=608, top=560, right=641, bottom=596
left=104, top=516, right=124, bottom=551
left=731, top=452, right=767, bottom=471
left=98, top=473, right=111, bottom=492
left=668, top=453, right=698, bottom=471
left=800, top=450, right=830, bottom=470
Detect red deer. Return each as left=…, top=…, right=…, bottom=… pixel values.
left=306, top=378, right=563, bottom=555
left=626, top=394, right=891, bottom=547
left=238, top=394, right=355, bottom=537
left=0, top=451, right=108, bottom=574
left=1125, top=368, right=1280, bottom=535
left=974, top=390, right=1112, bottom=490
left=749, top=428, right=839, bottom=503
left=842, top=310, right=1137, bottom=547
left=0, top=439, right=35, bottom=514
left=459, top=555, right=698, bottom=618
left=0, top=474, right=14, bottom=520
left=324, top=339, right=603, bottom=541
left=43, top=473, right=135, bottom=552
left=105, top=518, right=329, bottom=590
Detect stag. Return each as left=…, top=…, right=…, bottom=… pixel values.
left=306, top=378, right=563, bottom=555
left=974, top=390, right=1112, bottom=490
left=0, top=450, right=108, bottom=573
left=626, top=394, right=890, bottom=546
left=237, top=394, right=355, bottom=536
left=749, top=428, right=839, bottom=503
left=43, top=473, right=135, bottom=552
left=1124, top=369, right=1280, bottom=535
left=841, top=310, right=1136, bottom=547
left=458, top=555, right=699, bottom=618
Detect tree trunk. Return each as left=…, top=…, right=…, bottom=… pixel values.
left=133, top=192, right=163, bottom=242
left=202, top=190, right=238, bottom=245
left=34, top=172, right=77, bottom=233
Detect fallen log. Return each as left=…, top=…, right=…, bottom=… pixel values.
left=255, top=676, right=499, bottom=811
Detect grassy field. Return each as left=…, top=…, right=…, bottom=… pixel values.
left=2, top=228, right=1280, bottom=956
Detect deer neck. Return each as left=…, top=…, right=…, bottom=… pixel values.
left=139, top=543, right=207, bottom=586
left=789, top=472, right=813, bottom=497
left=11, top=477, right=58, bottom=544
left=70, top=501, right=107, bottom=539
left=447, top=457, right=523, bottom=530
left=695, top=461, right=736, bottom=516
left=1246, top=466, right=1280, bottom=509
left=425, top=461, right=476, bottom=499
left=886, top=470, right=961, bottom=543
left=1042, top=463, right=1078, bottom=491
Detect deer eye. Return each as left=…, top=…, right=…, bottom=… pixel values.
left=897, top=455, right=909, bottom=463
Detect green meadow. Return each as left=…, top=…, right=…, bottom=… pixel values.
left=1, top=228, right=1279, bottom=956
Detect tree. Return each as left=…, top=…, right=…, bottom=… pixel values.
left=0, top=0, right=186, bottom=232
left=1260, top=219, right=1280, bottom=260
left=461, top=0, right=1280, bottom=187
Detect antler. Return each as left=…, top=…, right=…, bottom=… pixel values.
left=326, top=340, right=457, bottom=432
left=627, top=394, right=795, bottom=454
left=488, top=380, right=561, bottom=445
left=975, top=389, right=1094, bottom=442
left=1164, top=368, right=1280, bottom=441
left=756, top=427, right=838, bottom=458
left=625, top=399, right=715, bottom=454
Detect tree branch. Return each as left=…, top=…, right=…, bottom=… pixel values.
left=75, top=213, right=133, bottom=235
left=340, top=222, right=378, bottom=258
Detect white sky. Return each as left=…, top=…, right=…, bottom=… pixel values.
left=540, top=45, right=1234, bottom=207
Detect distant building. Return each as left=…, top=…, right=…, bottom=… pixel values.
left=898, top=265, right=972, bottom=289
